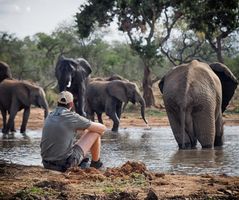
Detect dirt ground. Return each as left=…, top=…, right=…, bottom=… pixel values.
left=0, top=108, right=239, bottom=200
left=5, top=107, right=239, bottom=129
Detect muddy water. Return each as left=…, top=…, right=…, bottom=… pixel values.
left=0, top=126, right=239, bottom=176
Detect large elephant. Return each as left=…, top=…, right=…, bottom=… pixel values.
left=0, top=79, right=49, bottom=138
left=85, top=80, right=148, bottom=132
left=159, top=60, right=238, bottom=149
left=0, top=61, right=12, bottom=82
left=55, top=56, right=92, bottom=116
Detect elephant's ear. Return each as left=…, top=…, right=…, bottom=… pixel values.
left=209, top=62, right=238, bottom=112
left=76, top=58, right=92, bottom=77
left=106, top=81, right=128, bottom=102
left=159, top=76, right=165, bottom=94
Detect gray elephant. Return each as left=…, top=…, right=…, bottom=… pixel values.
left=55, top=55, right=92, bottom=116
left=0, top=79, right=49, bottom=138
left=0, top=61, right=12, bottom=82
left=159, top=60, right=238, bottom=149
left=85, top=80, right=148, bottom=132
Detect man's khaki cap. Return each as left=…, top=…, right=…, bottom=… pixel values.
left=58, top=91, right=73, bottom=105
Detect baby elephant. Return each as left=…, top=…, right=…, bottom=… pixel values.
left=85, top=80, right=148, bottom=132
left=0, top=79, right=49, bottom=138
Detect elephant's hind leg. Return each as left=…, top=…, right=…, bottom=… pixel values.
left=214, top=112, right=224, bottom=147
left=97, top=113, right=103, bottom=124
left=166, top=111, right=192, bottom=149
left=6, top=104, right=19, bottom=136
left=87, top=109, right=95, bottom=122
left=1, top=109, right=7, bottom=133
left=193, top=110, right=215, bottom=148
left=10, top=121, right=16, bottom=133
left=107, top=112, right=119, bottom=132
left=20, top=107, right=30, bottom=134
left=106, top=98, right=120, bottom=132
left=106, top=109, right=119, bottom=132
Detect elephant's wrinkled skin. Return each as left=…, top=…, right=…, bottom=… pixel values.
left=86, top=80, right=148, bottom=132
left=0, top=79, right=49, bottom=137
left=55, top=56, right=92, bottom=116
left=159, top=60, right=238, bottom=149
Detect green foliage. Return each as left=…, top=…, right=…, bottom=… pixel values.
left=75, top=0, right=182, bottom=107
left=225, top=55, right=239, bottom=79
left=1, top=5, right=239, bottom=109
left=182, top=0, right=239, bottom=37
left=46, top=89, right=58, bottom=107
left=75, top=0, right=179, bottom=64
left=0, top=32, right=25, bottom=77
left=76, top=0, right=115, bottom=38
left=180, top=0, right=239, bottom=62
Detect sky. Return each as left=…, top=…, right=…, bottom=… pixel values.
left=0, top=0, right=125, bottom=41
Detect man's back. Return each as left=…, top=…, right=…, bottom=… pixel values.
left=40, top=107, right=91, bottom=161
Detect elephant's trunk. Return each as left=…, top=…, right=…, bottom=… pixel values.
left=138, top=96, right=148, bottom=124
left=39, top=93, right=49, bottom=119
left=44, top=108, right=49, bottom=119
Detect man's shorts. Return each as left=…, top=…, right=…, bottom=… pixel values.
left=42, top=145, right=84, bottom=172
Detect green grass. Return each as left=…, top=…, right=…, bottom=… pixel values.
left=145, top=108, right=166, bottom=117
left=14, top=186, right=58, bottom=199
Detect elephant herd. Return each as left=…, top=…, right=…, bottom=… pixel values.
left=55, top=56, right=148, bottom=132
left=0, top=58, right=238, bottom=150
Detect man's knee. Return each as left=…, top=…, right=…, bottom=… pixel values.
left=89, top=130, right=105, bottom=137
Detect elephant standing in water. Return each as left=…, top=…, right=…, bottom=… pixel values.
left=159, top=60, right=238, bottom=149
left=0, top=79, right=49, bottom=138
left=85, top=80, right=148, bottom=132
left=0, top=61, right=12, bottom=82
left=55, top=56, right=92, bottom=116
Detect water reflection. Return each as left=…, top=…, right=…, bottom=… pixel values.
left=0, top=126, right=239, bottom=176
left=0, top=130, right=42, bottom=165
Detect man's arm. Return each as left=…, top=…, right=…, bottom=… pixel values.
left=87, top=122, right=107, bottom=136
left=77, top=121, right=106, bottom=136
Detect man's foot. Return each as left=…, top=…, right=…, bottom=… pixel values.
left=90, top=159, right=103, bottom=169
left=79, top=157, right=90, bottom=169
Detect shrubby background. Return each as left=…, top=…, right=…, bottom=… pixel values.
left=0, top=0, right=239, bottom=109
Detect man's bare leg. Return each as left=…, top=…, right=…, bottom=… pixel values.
left=90, top=137, right=101, bottom=161
left=75, top=131, right=101, bottom=157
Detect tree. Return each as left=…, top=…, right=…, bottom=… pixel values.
left=161, top=27, right=217, bottom=65
left=181, top=0, right=239, bottom=63
left=0, top=32, right=26, bottom=78
left=75, top=0, right=182, bottom=107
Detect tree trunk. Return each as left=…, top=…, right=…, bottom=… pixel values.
left=142, top=64, right=155, bottom=107
left=216, top=37, right=224, bottom=63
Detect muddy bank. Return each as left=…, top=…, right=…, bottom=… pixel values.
left=0, top=161, right=239, bottom=199
left=1, top=108, right=239, bottom=131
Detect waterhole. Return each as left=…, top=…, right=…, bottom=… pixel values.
left=0, top=126, right=238, bottom=176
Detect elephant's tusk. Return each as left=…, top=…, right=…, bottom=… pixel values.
left=67, top=81, right=71, bottom=88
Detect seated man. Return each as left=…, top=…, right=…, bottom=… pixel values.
left=40, top=91, right=106, bottom=172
